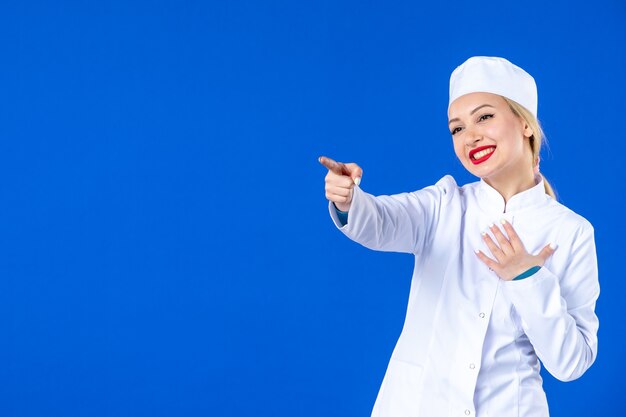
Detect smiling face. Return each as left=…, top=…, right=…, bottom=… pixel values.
left=448, top=92, right=534, bottom=185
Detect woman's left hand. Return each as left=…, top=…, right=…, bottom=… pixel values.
left=475, top=219, right=557, bottom=281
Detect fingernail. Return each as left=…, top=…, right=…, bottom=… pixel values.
left=549, top=242, right=558, bottom=250
left=481, top=231, right=487, bottom=237
left=490, top=222, right=496, bottom=228
left=500, top=218, right=507, bottom=224
left=474, top=249, right=480, bottom=254
left=354, top=177, right=361, bottom=186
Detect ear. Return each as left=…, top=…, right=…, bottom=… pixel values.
left=522, top=120, right=533, bottom=139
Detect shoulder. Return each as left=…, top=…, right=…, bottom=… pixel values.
left=428, top=174, right=462, bottom=201
left=549, top=198, right=594, bottom=230
left=423, top=174, right=491, bottom=206
left=403, top=175, right=491, bottom=207
left=545, top=199, right=595, bottom=244
left=430, top=174, right=484, bottom=203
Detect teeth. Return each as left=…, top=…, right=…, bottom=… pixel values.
left=472, top=147, right=495, bottom=160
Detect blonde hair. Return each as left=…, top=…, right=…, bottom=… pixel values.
left=502, top=97, right=557, bottom=200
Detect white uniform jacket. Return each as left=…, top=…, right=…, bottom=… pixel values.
left=328, top=174, right=600, bottom=417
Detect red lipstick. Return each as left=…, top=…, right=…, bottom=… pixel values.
left=469, top=145, right=496, bottom=165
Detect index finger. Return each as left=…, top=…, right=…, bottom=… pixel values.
left=318, top=156, right=348, bottom=176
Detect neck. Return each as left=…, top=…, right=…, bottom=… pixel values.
left=484, top=170, right=537, bottom=204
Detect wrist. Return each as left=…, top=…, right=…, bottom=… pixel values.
left=333, top=201, right=351, bottom=212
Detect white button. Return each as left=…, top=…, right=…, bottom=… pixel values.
left=479, top=312, right=485, bottom=318
left=469, top=363, right=475, bottom=369
left=465, top=410, right=471, bottom=415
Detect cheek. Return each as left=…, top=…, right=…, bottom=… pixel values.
left=453, top=138, right=468, bottom=159
left=483, top=124, right=502, bottom=139
left=487, top=119, right=522, bottom=145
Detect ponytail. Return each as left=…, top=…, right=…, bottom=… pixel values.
left=542, top=176, right=557, bottom=200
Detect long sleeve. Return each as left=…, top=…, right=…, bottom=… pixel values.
left=500, top=222, right=600, bottom=382
left=327, top=176, right=454, bottom=254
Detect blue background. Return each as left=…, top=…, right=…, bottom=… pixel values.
left=1, top=1, right=624, bottom=416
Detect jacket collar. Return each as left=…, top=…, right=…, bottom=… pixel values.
left=477, top=173, right=548, bottom=214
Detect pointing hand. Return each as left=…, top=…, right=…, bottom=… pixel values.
left=318, top=156, right=363, bottom=212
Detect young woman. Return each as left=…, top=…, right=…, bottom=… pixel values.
left=319, top=56, right=599, bottom=417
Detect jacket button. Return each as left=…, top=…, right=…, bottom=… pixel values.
left=479, top=312, right=485, bottom=318
left=465, top=410, right=471, bottom=415
left=469, top=363, right=476, bottom=369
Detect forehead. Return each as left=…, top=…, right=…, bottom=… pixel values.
left=448, top=92, right=507, bottom=119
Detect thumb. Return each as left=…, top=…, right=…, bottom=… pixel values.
left=537, top=242, right=558, bottom=264
left=344, top=163, right=363, bottom=186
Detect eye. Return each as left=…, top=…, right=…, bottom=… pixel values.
left=451, top=126, right=462, bottom=135
left=478, top=114, right=494, bottom=122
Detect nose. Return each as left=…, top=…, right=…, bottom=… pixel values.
left=464, top=125, right=483, bottom=147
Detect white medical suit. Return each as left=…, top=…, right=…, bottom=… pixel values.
left=328, top=174, right=600, bottom=417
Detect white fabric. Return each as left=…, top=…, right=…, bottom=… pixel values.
left=328, top=175, right=599, bottom=417
left=449, top=56, right=538, bottom=117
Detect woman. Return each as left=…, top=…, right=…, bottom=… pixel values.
left=319, top=56, right=599, bottom=417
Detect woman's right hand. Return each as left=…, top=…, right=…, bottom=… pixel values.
left=318, top=156, right=363, bottom=212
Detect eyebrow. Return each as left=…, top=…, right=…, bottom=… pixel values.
left=448, top=104, right=495, bottom=126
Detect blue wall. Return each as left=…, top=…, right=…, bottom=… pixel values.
left=0, top=1, right=623, bottom=415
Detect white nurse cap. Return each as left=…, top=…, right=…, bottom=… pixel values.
left=449, top=56, right=538, bottom=118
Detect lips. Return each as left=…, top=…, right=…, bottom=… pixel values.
left=469, top=146, right=496, bottom=165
